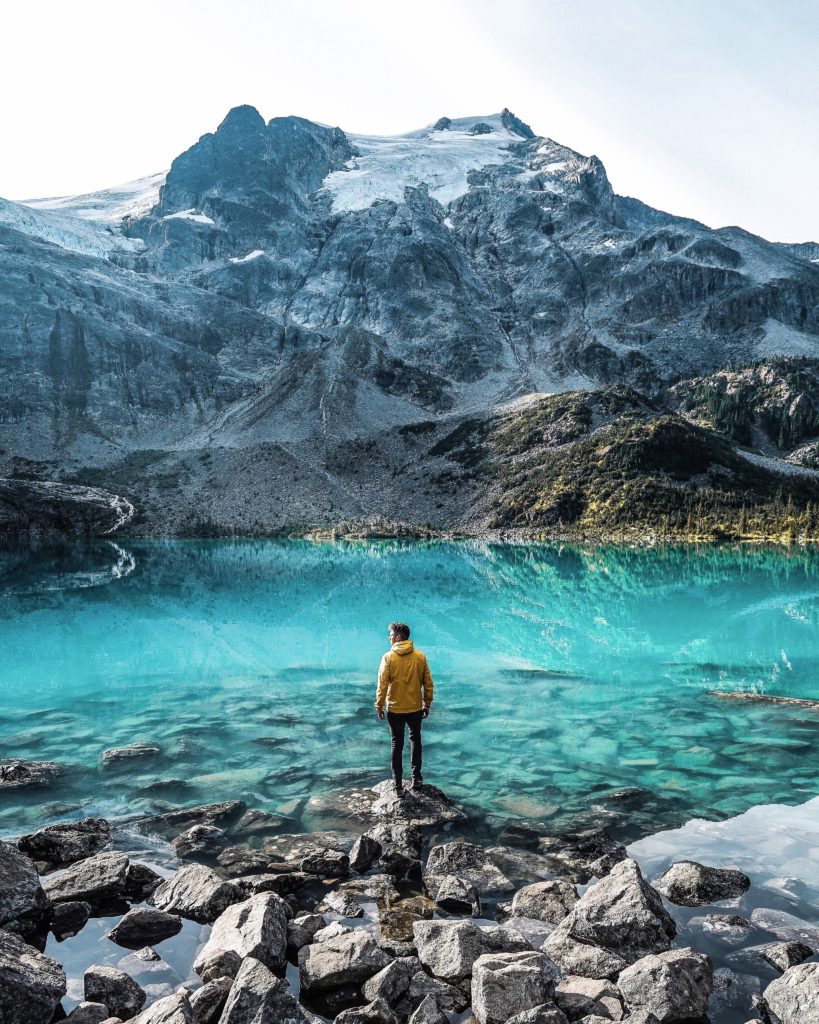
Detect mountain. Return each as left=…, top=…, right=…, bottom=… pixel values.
left=1, top=105, right=818, bottom=538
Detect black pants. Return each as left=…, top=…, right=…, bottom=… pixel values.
left=387, top=710, right=423, bottom=786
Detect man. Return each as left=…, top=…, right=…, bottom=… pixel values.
left=375, top=621, right=434, bottom=796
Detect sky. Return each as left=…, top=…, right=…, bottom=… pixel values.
left=2, top=0, right=818, bottom=242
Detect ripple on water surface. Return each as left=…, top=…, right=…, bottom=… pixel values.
left=2, top=540, right=819, bottom=840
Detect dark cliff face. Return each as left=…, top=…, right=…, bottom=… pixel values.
left=1, top=105, right=818, bottom=535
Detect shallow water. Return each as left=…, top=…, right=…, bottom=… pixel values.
left=2, top=539, right=819, bottom=839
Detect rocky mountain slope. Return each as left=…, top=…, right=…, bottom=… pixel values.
left=1, top=105, right=818, bottom=537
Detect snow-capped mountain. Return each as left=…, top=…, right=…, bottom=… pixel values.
left=1, top=105, right=818, bottom=534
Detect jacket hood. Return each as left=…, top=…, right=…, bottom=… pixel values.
left=391, top=640, right=415, bottom=655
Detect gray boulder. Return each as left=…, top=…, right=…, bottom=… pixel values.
left=193, top=892, right=288, bottom=981
left=172, top=825, right=224, bottom=860
left=407, top=994, right=448, bottom=1024
left=0, top=839, right=49, bottom=932
left=536, top=831, right=626, bottom=884
left=18, top=818, right=112, bottom=867
left=136, top=801, right=245, bottom=839
left=299, top=929, right=391, bottom=992
left=653, top=860, right=751, bottom=907
left=335, top=998, right=398, bottom=1024
left=52, top=900, right=92, bottom=940
left=480, top=924, right=532, bottom=954
left=350, top=833, right=383, bottom=873
left=152, top=863, right=242, bottom=923
left=287, top=913, right=328, bottom=952
left=215, top=845, right=270, bottom=877
left=471, top=951, right=561, bottom=1024
left=758, top=941, right=815, bottom=973
left=235, top=871, right=310, bottom=896
left=362, top=956, right=422, bottom=1004
left=108, top=908, right=183, bottom=949
left=221, top=955, right=314, bottom=1023
left=43, top=851, right=130, bottom=904
left=540, top=920, right=628, bottom=981
left=316, top=889, right=364, bottom=918
left=617, top=947, right=714, bottom=1023
left=125, top=863, right=163, bottom=901
left=554, top=975, right=624, bottom=1020
left=369, top=780, right=466, bottom=827
left=505, top=1006, right=569, bottom=1024
left=0, top=759, right=61, bottom=789
left=424, top=842, right=514, bottom=896
left=413, top=919, right=484, bottom=979
left=512, top=880, right=578, bottom=925
left=188, top=977, right=232, bottom=1024
left=84, top=964, right=147, bottom=1019
left=432, top=874, right=481, bottom=915
left=762, top=962, right=819, bottom=1024
left=65, top=1003, right=109, bottom=1024
left=542, top=859, right=676, bottom=975
left=300, top=848, right=350, bottom=876
left=0, top=929, right=67, bottom=1024
left=129, top=993, right=197, bottom=1024
left=402, top=972, right=470, bottom=1013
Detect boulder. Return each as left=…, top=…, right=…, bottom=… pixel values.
left=0, top=839, right=50, bottom=932
left=762, top=962, right=819, bottom=1024
left=129, top=993, right=197, bottom=1023
left=102, top=744, right=161, bottom=767
left=193, top=892, right=288, bottom=981
left=350, top=833, right=383, bottom=873
left=316, top=889, right=364, bottom=918
left=335, top=998, right=398, bottom=1024
left=617, top=947, right=714, bottom=1023
left=188, top=977, right=232, bottom=1024
left=432, top=875, right=481, bottom=915
left=512, top=881, right=578, bottom=924
left=540, top=921, right=628, bottom=981
left=471, top=951, right=561, bottom=1024
left=757, top=940, right=815, bottom=973
left=362, top=956, right=422, bottom=1004
left=370, top=780, right=466, bottom=826
left=554, top=976, right=624, bottom=1020
left=65, top=1003, right=109, bottom=1024
left=288, top=913, right=328, bottom=952
left=18, top=818, right=112, bottom=867
left=0, top=929, right=66, bottom=1024
left=172, top=825, right=224, bottom=859
left=543, top=859, right=676, bottom=974
left=0, top=759, right=61, bottom=790
left=52, top=900, right=92, bottom=940
left=480, top=924, right=532, bottom=954
left=124, top=863, right=163, bottom=901
left=652, top=860, right=751, bottom=907
left=413, top=920, right=484, bottom=979
left=262, top=830, right=350, bottom=864
left=216, top=845, right=270, bottom=876
left=235, top=871, right=309, bottom=897
left=505, top=1006, right=569, bottom=1024
left=135, top=802, right=246, bottom=840
left=84, top=964, right=147, bottom=1019
left=300, top=848, right=350, bottom=876
left=299, top=929, right=391, bottom=992
left=220, top=956, right=314, bottom=1023
left=339, top=874, right=400, bottom=903
left=314, top=921, right=351, bottom=942
left=401, top=971, right=469, bottom=1013
left=536, top=832, right=626, bottom=884
left=407, top=994, right=448, bottom=1024
left=152, top=864, right=242, bottom=923
left=43, top=851, right=130, bottom=905
left=424, top=842, right=514, bottom=896
left=108, top=908, right=183, bottom=949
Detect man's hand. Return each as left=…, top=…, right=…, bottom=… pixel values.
left=422, top=704, right=430, bottom=719
left=376, top=707, right=385, bottom=720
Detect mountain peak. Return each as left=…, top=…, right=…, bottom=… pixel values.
left=217, top=104, right=266, bottom=132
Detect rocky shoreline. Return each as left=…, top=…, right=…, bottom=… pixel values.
left=1, top=781, right=816, bottom=1024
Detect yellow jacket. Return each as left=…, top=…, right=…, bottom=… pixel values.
left=375, top=640, right=434, bottom=713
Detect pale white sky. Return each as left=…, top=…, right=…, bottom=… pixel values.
left=3, top=0, right=818, bottom=241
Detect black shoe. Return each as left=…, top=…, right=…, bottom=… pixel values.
left=394, top=781, right=405, bottom=798
left=409, top=774, right=424, bottom=790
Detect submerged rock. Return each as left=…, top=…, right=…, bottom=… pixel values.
left=762, top=962, right=819, bottom=1024
left=152, top=864, right=243, bottom=923
left=653, top=860, right=751, bottom=907
left=0, top=929, right=67, bottom=1024
left=0, top=759, right=61, bottom=790
left=43, top=851, right=130, bottom=905
left=107, top=908, right=183, bottom=949
left=471, top=951, right=561, bottom=1024
left=617, top=947, right=713, bottom=1023
left=0, top=839, right=50, bottom=933
left=102, top=743, right=162, bottom=767
left=193, top=892, right=289, bottom=981
left=84, top=963, right=147, bottom=1019
left=18, top=818, right=112, bottom=867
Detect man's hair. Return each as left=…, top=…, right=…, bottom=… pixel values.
left=389, top=622, right=411, bottom=640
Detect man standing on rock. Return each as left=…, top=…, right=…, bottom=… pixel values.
left=375, top=622, right=434, bottom=796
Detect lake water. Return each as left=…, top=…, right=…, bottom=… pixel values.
left=2, top=539, right=819, bottom=840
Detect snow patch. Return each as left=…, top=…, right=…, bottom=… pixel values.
left=0, top=196, right=145, bottom=259
left=229, top=249, right=264, bottom=264
left=321, top=115, right=521, bottom=213
left=443, top=217, right=454, bottom=231
left=162, top=209, right=215, bottom=225
left=737, top=449, right=819, bottom=479
left=24, top=171, right=164, bottom=224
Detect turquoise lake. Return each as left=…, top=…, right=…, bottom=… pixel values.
left=2, top=539, right=819, bottom=840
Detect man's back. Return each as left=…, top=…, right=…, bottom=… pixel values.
left=376, top=639, right=434, bottom=713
